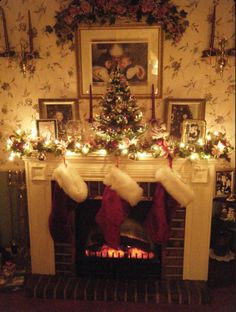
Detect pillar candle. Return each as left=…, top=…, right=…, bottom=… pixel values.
left=151, top=84, right=156, bottom=121
left=89, top=84, right=93, bottom=122
left=0, top=7, right=10, bottom=52
left=28, top=10, right=34, bottom=53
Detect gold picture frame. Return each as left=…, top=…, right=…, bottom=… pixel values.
left=215, top=169, right=235, bottom=198
left=164, top=98, right=206, bottom=139
left=76, top=25, right=163, bottom=98
left=181, top=119, right=206, bottom=145
left=38, top=99, right=79, bottom=140
left=36, top=119, right=57, bottom=141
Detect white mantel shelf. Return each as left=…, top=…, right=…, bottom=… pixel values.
left=24, top=155, right=231, bottom=281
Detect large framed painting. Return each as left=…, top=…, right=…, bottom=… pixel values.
left=164, top=98, right=206, bottom=140
left=76, top=25, right=163, bottom=98
left=38, top=99, right=79, bottom=140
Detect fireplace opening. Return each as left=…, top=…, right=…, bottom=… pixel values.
left=51, top=181, right=185, bottom=280
left=75, top=198, right=161, bottom=279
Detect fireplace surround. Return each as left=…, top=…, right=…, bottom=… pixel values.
left=24, top=155, right=228, bottom=280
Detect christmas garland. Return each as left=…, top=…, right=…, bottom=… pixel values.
left=7, top=129, right=234, bottom=162
left=46, top=0, right=189, bottom=46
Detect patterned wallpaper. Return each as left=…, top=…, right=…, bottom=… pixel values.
left=0, top=0, right=235, bottom=169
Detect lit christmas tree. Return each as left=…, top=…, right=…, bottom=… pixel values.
left=93, top=68, right=146, bottom=156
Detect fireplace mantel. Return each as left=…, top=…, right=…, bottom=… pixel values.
left=24, top=155, right=230, bottom=280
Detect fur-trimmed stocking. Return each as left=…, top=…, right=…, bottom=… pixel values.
left=96, top=166, right=143, bottom=248
left=155, top=167, right=194, bottom=207
left=49, top=163, right=88, bottom=243
left=95, top=186, right=130, bottom=249
left=144, top=182, right=180, bottom=244
left=49, top=182, right=76, bottom=243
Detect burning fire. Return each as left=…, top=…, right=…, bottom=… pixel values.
left=85, top=245, right=154, bottom=259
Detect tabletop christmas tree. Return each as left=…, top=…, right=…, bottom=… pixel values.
left=93, top=67, right=146, bottom=156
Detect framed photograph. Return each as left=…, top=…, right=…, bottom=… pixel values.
left=164, top=98, right=206, bottom=139
left=76, top=25, right=163, bottom=98
left=36, top=119, right=57, bottom=141
left=38, top=99, right=79, bottom=140
left=215, top=170, right=234, bottom=198
left=181, top=119, right=206, bottom=144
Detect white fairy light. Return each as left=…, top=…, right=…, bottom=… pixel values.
left=179, top=142, right=185, bottom=148
left=217, top=141, right=225, bottom=152
left=65, top=150, right=77, bottom=156
left=137, top=151, right=148, bottom=159
left=130, top=138, right=137, bottom=145
left=190, top=153, right=199, bottom=161
left=121, top=148, right=128, bottom=155
left=206, top=134, right=212, bottom=141
left=197, top=138, right=205, bottom=146
left=8, top=152, right=15, bottom=161
left=82, top=145, right=90, bottom=154
left=98, top=149, right=107, bottom=156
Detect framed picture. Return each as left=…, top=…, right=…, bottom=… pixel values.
left=38, top=99, right=79, bottom=140
left=215, top=170, right=234, bottom=198
left=181, top=119, right=206, bottom=144
left=76, top=25, right=163, bottom=98
left=164, top=98, right=206, bottom=139
left=36, top=119, right=57, bottom=141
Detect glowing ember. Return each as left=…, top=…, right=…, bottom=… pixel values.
left=85, top=245, right=125, bottom=258
left=128, top=248, right=154, bottom=259
left=85, top=245, right=154, bottom=259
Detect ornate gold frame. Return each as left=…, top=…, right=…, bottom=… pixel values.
left=76, top=24, right=163, bottom=98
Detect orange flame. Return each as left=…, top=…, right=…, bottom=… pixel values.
left=85, top=245, right=154, bottom=259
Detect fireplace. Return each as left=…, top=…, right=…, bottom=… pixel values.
left=24, top=155, right=225, bottom=280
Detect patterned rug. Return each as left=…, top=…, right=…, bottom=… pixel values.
left=24, top=274, right=210, bottom=305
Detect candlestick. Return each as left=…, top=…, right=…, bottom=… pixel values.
left=89, top=84, right=93, bottom=122
left=0, top=7, right=10, bottom=53
left=28, top=10, right=34, bottom=53
left=209, top=4, right=216, bottom=50
left=151, top=84, right=156, bottom=122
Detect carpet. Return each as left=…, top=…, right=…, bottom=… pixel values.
left=24, top=274, right=210, bottom=305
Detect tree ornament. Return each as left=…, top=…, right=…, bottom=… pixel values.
left=38, top=152, right=46, bottom=161
left=128, top=153, right=137, bottom=161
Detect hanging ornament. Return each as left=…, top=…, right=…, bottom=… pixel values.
left=128, top=152, right=137, bottom=160
left=38, top=152, right=46, bottom=161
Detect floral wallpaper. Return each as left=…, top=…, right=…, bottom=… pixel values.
left=0, top=0, right=235, bottom=169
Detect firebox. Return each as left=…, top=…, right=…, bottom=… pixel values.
left=75, top=195, right=162, bottom=279
left=52, top=180, right=186, bottom=280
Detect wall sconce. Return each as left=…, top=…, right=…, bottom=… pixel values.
left=0, top=8, right=39, bottom=76
left=201, top=3, right=235, bottom=77
left=19, top=10, right=40, bottom=77
left=0, top=7, right=16, bottom=57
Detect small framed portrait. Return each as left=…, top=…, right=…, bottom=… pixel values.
left=36, top=119, right=57, bottom=141
left=38, top=99, right=79, bottom=140
left=181, top=119, right=206, bottom=144
left=215, top=170, right=234, bottom=198
left=76, top=25, right=163, bottom=98
left=164, top=98, right=206, bottom=139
